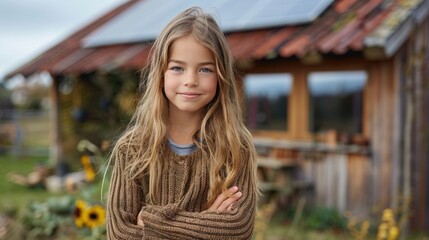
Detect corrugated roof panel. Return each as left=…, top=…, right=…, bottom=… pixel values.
left=349, top=8, right=391, bottom=50
left=252, top=28, right=297, bottom=59
left=83, top=0, right=334, bottom=47
left=122, top=45, right=151, bottom=69
left=335, top=0, right=359, bottom=13
left=317, top=19, right=360, bottom=53
left=229, top=30, right=272, bottom=59
left=51, top=49, right=94, bottom=74
left=110, top=44, right=149, bottom=69
left=71, top=46, right=129, bottom=72
left=5, top=0, right=140, bottom=77
left=280, top=35, right=311, bottom=57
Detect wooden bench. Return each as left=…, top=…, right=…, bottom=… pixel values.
left=255, top=140, right=314, bottom=206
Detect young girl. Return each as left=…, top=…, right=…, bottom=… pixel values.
left=106, top=7, right=258, bottom=239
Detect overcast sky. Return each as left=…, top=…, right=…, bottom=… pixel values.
left=0, top=0, right=127, bottom=81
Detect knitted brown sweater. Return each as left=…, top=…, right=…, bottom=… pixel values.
left=106, top=144, right=257, bottom=239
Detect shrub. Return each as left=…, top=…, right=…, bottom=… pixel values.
left=20, top=185, right=107, bottom=240
left=273, top=206, right=348, bottom=231
left=303, top=207, right=348, bottom=230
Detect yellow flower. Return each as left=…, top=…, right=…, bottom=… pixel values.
left=360, top=220, right=370, bottom=238
left=85, top=167, right=96, bottom=182
left=377, top=209, right=400, bottom=240
left=378, top=222, right=388, bottom=231
left=388, top=226, right=400, bottom=240
left=382, top=209, right=395, bottom=223
left=377, top=222, right=388, bottom=240
left=80, top=155, right=91, bottom=167
left=81, top=155, right=96, bottom=182
left=377, top=231, right=388, bottom=240
left=74, top=200, right=87, bottom=228
left=83, top=205, right=106, bottom=229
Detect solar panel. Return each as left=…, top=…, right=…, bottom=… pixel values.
left=83, top=0, right=333, bottom=47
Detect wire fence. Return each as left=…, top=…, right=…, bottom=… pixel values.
left=0, top=110, right=50, bottom=157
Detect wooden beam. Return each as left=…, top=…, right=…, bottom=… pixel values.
left=363, top=47, right=387, bottom=60
left=49, top=75, right=61, bottom=165
left=300, top=51, right=323, bottom=65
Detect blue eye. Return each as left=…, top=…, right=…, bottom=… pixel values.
left=200, top=68, right=213, bottom=73
left=170, top=66, right=183, bottom=72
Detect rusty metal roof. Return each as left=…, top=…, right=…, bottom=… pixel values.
left=6, top=0, right=429, bottom=78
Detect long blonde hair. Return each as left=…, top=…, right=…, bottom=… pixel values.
left=110, top=7, right=258, bottom=205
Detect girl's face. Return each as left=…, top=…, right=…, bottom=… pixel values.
left=164, top=34, right=218, bottom=118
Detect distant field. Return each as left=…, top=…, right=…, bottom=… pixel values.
left=19, top=111, right=51, bottom=148
left=0, top=110, right=50, bottom=157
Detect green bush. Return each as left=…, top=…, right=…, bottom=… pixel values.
left=19, top=184, right=107, bottom=240
left=22, top=195, right=75, bottom=239
left=303, top=207, right=347, bottom=230
left=273, top=206, right=348, bottom=231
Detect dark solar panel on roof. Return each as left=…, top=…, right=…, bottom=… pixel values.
left=83, top=0, right=334, bottom=47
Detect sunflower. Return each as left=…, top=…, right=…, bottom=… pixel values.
left=80, top=155, right=96, bottom=182
left=74, top=200, right=87, bottom=228
left=381, top=209, right=395, bottom=223
left=82, top=205, right=106, bottom=229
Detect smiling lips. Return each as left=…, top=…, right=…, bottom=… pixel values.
left=178, top=92, right=202, bottom=99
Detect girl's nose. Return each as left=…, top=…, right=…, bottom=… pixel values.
left=184, top=72, right=199, bottom=87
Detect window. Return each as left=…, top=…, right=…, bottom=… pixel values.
left=308, top=71, right=366, bottom=134
left=244, top=74, right=292, bottom=131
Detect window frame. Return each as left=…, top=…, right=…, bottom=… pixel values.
left=243, top=60, right=370, bottom=142
left=243, top=73, right=293, bottom=138
left=307, top=70, right=367, bottom=135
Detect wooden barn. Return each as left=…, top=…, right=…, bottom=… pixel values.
left=6, top=0, right=429, bottom=231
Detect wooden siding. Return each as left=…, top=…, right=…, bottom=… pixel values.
left=415, top=16, right=429, bottom=231
left=347, top=154, right=372, bottom=215
left=367, top=59, right=397, bottom=212
left=254, top=138, right=372, bottom=216
left=398, top=15, right=429, bottom=230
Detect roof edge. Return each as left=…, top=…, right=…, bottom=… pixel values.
left=4, top=0, right=140, bottom=80
left=364, top=0, right=429, bottom=58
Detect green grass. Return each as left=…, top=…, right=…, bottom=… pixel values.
left=0, top=155, right=58, bottom=213
left=0, top=154, right=110, bottom=213
left=263, top=224, right=353, bottom=240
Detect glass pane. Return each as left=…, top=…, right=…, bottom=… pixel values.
left=308, top=71, right=367, bottom=134
left=244, top=74, right=292, bottom=131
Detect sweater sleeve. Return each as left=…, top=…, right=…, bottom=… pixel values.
left=106, top=148, right=145, bottom=240
left=140, top=162, right=257, bottom=239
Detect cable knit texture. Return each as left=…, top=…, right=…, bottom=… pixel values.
left=106, top=143, right=257, bottom=239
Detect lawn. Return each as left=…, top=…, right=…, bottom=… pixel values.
left=260, top=224, right=354, bottom=240
left=0, top=155, right=58, bottom=213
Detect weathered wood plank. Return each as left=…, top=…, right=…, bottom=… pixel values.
left=347, top=154, right=371, bottom=217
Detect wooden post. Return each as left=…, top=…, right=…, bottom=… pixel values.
left=399, top=54, right=413, bottom=240
left=49, top=75, right=61, bottom=166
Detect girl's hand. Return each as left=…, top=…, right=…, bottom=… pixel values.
left=137, top=210, right=144, bottom=227
left=208, top=186, right=242, bottom=213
